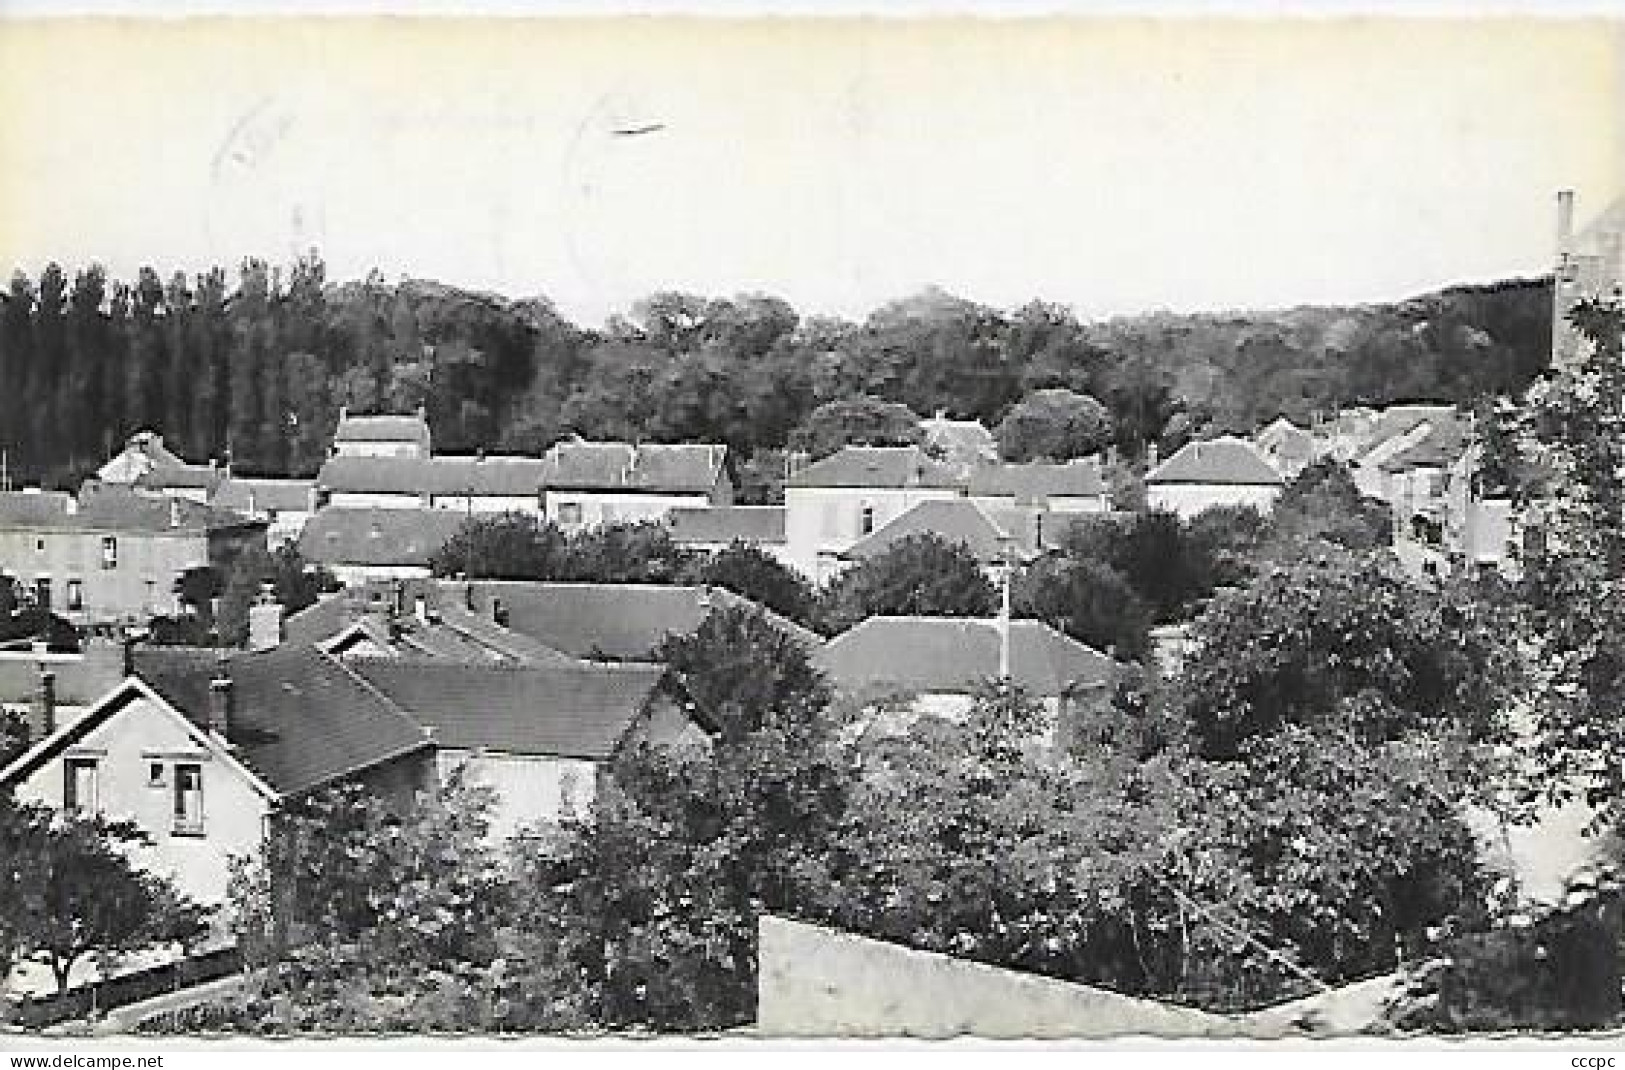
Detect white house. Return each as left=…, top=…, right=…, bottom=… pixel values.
left=538, top=440, right=733, bottom=531
left=784, top=446, right=966, bottom=583
left=331, top=407, right=432, bottom=460
left=1144, top=437, right=1284, bottom=520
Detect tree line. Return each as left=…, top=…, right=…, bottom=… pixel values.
left=0, top=257, right=1551, bottom=493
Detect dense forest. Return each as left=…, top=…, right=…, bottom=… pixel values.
left=0, top=255, right=1552, bottom=491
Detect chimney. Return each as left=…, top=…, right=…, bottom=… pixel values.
left=1146, top=442, right=1160, bottom=469
left=338, top=405, right=349, bottom=421
left=1557, top=189, right=1576, bottom=265
left=30, top=669, right=56, bottom=742
left=247, top=583, right=283, bottom=652
left=168, top=498, right=182, bottom=528
left=462, top=580, right=475, bottom=612
left=207, top=671, right=233, bottom=739
left=121, top=632, right=137, bottom=676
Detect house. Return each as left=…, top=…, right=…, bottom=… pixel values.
left=0, top=632, right=706, bottom=905
left=331, top=406, right=432, bottom=460
left=538, top=440, right=733, bottom=531
left=665, top=505, right=791, bottom=567
left=837, top=498, right=1042, bottom=576
left=1348, top=405, right=1461, bottom=500
left=814, top=615, right=1118, bottom=749
left=1375, top=420, right=1473, bottom=549
left=211, top=477, right=318, bottom=550
left=0, top=484, right=267, bottom=629
left=918, top=412, right=998, bottom=474
left=287, top=578, right=823, bottom=663
left=1252, top=417, right=1317, bottom=480
left=1144, top=437, right=1284, bottom=519
left=136, top=462, right=225, bottom=504
left=314, top=455, right=550, bottom=514
left=1308, top=407, right=1380, bottom=463
left=966, top=459, right=1111, bottom=514
left=784, top=445, right=966, bottom=583
left=1553, top=189, right=1625, bottom=369
left=95, top=431, right=189, bottom=485
left=295, top=507, right=468, bottom=585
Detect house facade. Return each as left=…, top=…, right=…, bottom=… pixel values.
left=297, top=507, right=468, bottom=585
left=784, top=446, right=966, bottom=583
left=0, top=485, right=266, bottom=630
left=331, top=407, right=432, bottom=460
left=538, top=441, right=733, bottom=532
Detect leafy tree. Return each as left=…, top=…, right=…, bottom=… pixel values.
left=1178, top=547, right=1519, bottom=759
left=174, top=565, right=226, bottom=629
left=1052, top=511, right=1221, bottom=623
left=788, top=395, right=922, bottom=460
left=0, top=800, right=210, bottom=992
left=215, top=544, right=337, bottom=648
left=429, top=512, right=567, bottom=581
left=684, top=542, right=819, bottom=628
left=559, top=521, right=694, bottom=584
left=820, top=534, right=996, bottom=634
left=1270, top=459, right=1392, bottom=553
left=995, top=387, right=1113, bottom=462
left=1013, top=555, right=1152, bottom=661
left=0, top=710, right=27, bottom=770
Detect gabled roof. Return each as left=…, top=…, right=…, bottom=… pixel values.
left=346, top=658, right=665, bottom=760
left=137, top=464, right=223, bottom=493
left=334, top=411, right=430, bottom=444
left=452, top=580, right=822, bottom=660
left=297, top=508, right=468, bottom=568
left=0, top=485, right=262, bottom=534
left=815, top=617, right=1117, bottom=699
left=666, top=506, right=787, bottom=546
left=1355, top=405, right=1460, bottom=461
left=295, top=591, right=580, bottom=667
left=1146, top=438, right=1284, bottom=487
left=787, top=446, right=965, bottom=490
left=213, top=477, right=315, bottom=514
left=968, top=459, right=1107, bottom=501
left=1254, top=418, right=1315, bottom=461
left=136, top=645, right=433, bottom=798
left=840, top=499, right=1033, bottom=564
left=539, top=441, right=727, bottom=494
left=1378, top=421, right=1473, bottom=473
left=96, top=431, right=187, bottom=484
left=918, top=415, right=997, bottom=463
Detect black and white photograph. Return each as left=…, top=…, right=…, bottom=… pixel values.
left=0, top=0, right=1623, bottom=1053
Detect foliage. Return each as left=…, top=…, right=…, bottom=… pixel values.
left=683, top=542, right=819, bottom=629
left=172, top=565, right=225, bottom=626
left=994, top=387, right=1113, bottom=462
left=1270, top=459, right=1392, bottom=553
left=819, top=534, right=996, bottom=634
left=0, top=798, right=210, bottom=992
left=788, top=395, right=923, bottom=460
left=1013, top=554, right=1152, bottom=661
left=1179, top=547, right=1520, bottom=759
left=1049, top=510, right=1236, bottom=623
left=0, top=709, right=27, bottom=770
left=214, top=544, right=336, bottom=648
left=429, top=513, right=694, bottom=585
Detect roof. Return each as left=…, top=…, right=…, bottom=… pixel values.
left=918, top=415, right=997, bottom=463
left=1356, top=405, right=1460, bottom=459
left=453, top=580, right=822, bottom=660
left=0, top=485, right=262, bottom=535
left=666, top=506, right=786, bottom=546
left=968, top=459, right=1107, bottom=501
left=286, top=588, right=580, bottom=667
left=346, top=658, right=665, bottom=759
left=315, top=455, right=549, bottom=498
left=1145, top=437, right=1285, bottom=487
left=787, top=446, right=965, bottom=490
left=840, top=499, right=1034, bottom=564
left=1254, top=418, right=1315, bottom=461
left=539, top=441, right=727, bottom=494
left=135, top=645, right=433, bottom=797
left=212, top=477, right=315, bottom=514
left=1378, top=421, right=1472, bottom=473
left=296, top=508, right=468, bottom=567
left=137, top=464, right=223, bottom=492
left=0, top=643, right=126, bottom=707
left=96, top=431, right=187, bottom=484
left=815, top=616, right=1118, bottom=698
left=334, top=411, right=430, bottom=444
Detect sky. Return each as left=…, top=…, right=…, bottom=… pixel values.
left=0, top=12, right=1620, bottom=326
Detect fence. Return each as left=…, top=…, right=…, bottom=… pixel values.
left=5, top=946, right=243, bottom=1031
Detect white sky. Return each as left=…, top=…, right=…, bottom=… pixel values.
left=0, top=8, right=1620, bottom=325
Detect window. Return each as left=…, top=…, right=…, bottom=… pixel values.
left=35, top=537, right=45, bottom=553
left=100, top=536, right=118, bottom=570
left=66, top=580, right=83, bottom=611
left=859, top=504, right=876, bottom=536
left=172, top=763, right=204, bottom=835
left=63, top=758, right=98, bottom=816
left=148, top=762, right=166, bottom=787
left=557, top=502, right=583, bottom=526
left=33, top=578, right=50, bottom=612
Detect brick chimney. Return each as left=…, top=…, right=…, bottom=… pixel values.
left=207, top=671, right=233, bottom=740
left=247, top=583, right=283, bottom=652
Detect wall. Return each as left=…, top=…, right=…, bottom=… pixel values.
left=0, top=527, right=215, bottom=626
left=429, top=494, right=543, bottom=515
left=1144, top=483, right=1280, bottom=521
left=756, top=915, right=1236, bottom=1039
left=10, top=696, right=270, bottom=907
left=543, top=490, right=714, bottom=531
left=436, top=749, right=598, bottom=842
left=326, top=490, right=428, bottom=510
left=328, top=563, right=433, bottom=587
left=784, top=485, right=963, bottom=582
left=331, top=441, right=428, bottom=460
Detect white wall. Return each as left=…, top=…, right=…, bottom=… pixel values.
left=543, top=490, right=713, bottom=531
left=430, top=495, right=543, bottom=515
left=329, top=563, right=433, bottom=586
left=436, top=750, right=598, bottom=843
left=784, top=486, right=963, bottom=582
left=11, top=696, right=269, bottom=907
left=327, top=490, right=428, bottom=510
left=332, top=442, right=427, bottom=460
left=1144, top=483, right=1280, bottom=520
